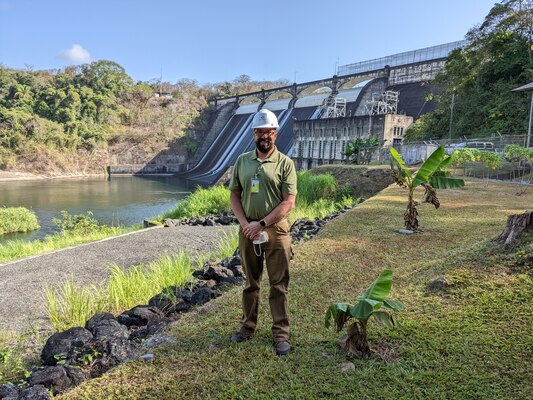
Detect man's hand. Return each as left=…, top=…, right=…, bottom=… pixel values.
left=243, top=221, right=262, bottom=240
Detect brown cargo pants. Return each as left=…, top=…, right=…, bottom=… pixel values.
left=238, top=218, right=292, bottom=342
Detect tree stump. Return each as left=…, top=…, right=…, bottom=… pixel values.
left=498, top=211, right=533, bottom=244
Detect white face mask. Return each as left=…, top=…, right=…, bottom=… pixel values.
left=253, top=231, right=269, bottom=256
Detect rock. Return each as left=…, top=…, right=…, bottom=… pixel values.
left=169, top=301, right=191, bottom=313
left=139, top=353, right=154, bottom=362
left=341, top=361, right=356, bottom=372
left=90, top=319, right=129, bottom=340
left=427, top=276, right=449, bottom=292
left=180, top=289, right=194, bottom=303
left=106, top=337, right=134, bottom=364
left=117, top=306, right=165, bottom=327
left=17, top=385, right=51, bottom=400
left=193, top=279, right=217, bottom=289
left=227, top=264, right=244, bottom=278
left=0, top=383, right=19, bottom=399
left=163, top=218, right=178, bottom=227
left=143, top=220, right=158, bottom=228
left=41, top=327, right=93, bottom=366
left=194, top=265, right=234, bottom=282
left=138, top=335, right=177, bottom=351
left=217, top=215, right=235, bottom=225
left=190, top=287, right=215, bottom=305
left=398, top=229, right=415, bottom=235
left=28, top=365, right=89, bottom=394
left=223, top=255, right=241, bottom=268
left=203, top=218, right=215, bottom=226
left=148, top=293, right=176, bottom=312
left=85, top=312, right=115, bottom=332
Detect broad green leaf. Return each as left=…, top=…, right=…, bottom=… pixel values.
left=325, top=303, right=349, bottom=328
left=429, top=175, right=465, bottom=189
left=356, top=297, right=382, bottom=309
left=389, top=147, right=412, bottom=178
left=412, top=146, right=445, bottom=187
left=360, top=269, right=392, bottom=301
left=349, top=299, right=374, bottom=320
left=382, top=298, right=405, bottom=312
left=373, top=311, right=394, bottom=329
left=438, top=155, right=454, bottom=170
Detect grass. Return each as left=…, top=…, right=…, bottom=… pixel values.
left=45, top=227, right=239, bottom=332
left=0, top=226, right=135, bottom=264
left=60, top=179, right=532, bottom=399
left=0, top=207, right=39, bottom=235
left=162, top=171, right=358, bottom=224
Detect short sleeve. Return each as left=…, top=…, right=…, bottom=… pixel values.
left=281, top=159, right=297, bottom=195
left=228, top=156, right=242, bottom=192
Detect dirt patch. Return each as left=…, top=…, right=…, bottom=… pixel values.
left=310, top=164, right=394, bottom=199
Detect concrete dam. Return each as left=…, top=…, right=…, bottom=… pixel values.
left=167, top=41, right=467, bottom=185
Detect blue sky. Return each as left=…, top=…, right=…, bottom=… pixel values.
left=0, top=0, right=497, bottom=85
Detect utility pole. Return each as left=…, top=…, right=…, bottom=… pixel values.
left=448, top=92, right=455, bottom=141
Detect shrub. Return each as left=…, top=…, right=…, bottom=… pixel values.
left=0, top=207, right=39, bottom=235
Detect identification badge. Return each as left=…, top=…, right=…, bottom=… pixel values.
left=251, top=178, right=260, bottom=193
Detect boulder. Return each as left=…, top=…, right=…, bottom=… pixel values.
left=427, top=276, right=449, bottom=292
left=17, top=385, right=50, bottom=400
left=106, top=337, right=134, bottom=364
left=0, top=383, right=19, bottom=399
left=194, top=265, right=234, bottom=282
left=90, top=319, right=129, bottom=340
left=169, top=301, right=190, bottom=314
left=117, top=306, right=165, bottom=327
left=85, top=312, right=115, bottom=332
left=41, top=327, right=93, bottom=366
left=148, top=293, right=175, bottom=312
left=28, top=365, right=88, bottom=394
left=190, top=287, right=215, bottom=305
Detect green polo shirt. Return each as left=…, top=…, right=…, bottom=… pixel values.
left=229, top=146, right=297, bottom=220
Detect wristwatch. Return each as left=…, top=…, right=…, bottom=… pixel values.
left=259, top=219, right=266, bottom=227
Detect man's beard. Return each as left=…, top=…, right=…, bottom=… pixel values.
left=256, top=138, right=273, bottom=153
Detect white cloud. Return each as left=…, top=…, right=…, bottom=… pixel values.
left=58, top=44, right=91, bottom=64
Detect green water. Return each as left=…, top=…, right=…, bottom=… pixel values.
left=0, top=175, right=192, bottom=243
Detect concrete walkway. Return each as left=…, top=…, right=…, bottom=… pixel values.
left=0, top=225, right=235, bottom=333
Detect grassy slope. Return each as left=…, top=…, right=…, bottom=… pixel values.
left=62, top=180, right=532, bottom=400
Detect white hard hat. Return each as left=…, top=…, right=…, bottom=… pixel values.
left=252, top=109, right=279, bottom=130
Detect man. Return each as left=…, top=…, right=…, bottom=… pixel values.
left=228, top=109, right=297, bottom=356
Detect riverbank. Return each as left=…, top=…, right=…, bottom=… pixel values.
left=0, top=171, right=105, bottom=182
left=61, top=179, right=532, bottom=399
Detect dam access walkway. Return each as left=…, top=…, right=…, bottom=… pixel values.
left=0, top=225, right=235, bottom=334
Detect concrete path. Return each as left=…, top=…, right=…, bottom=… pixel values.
left=0, top=225, right=235, bottom=333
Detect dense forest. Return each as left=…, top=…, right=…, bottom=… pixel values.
left=0, top=62, right=287, bottom=174
left=405, top=0, right=533, bottom=141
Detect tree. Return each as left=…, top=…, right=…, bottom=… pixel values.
left=343, top=136, right=379, bottom=164
left=325, top=269, right=404, bottom=359
left=389, top=146, right=465, bottom=231
left=404, top=0, right=533, bottom=141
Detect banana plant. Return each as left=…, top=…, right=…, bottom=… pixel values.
left=389, top=146, right=465, bottom=231
left=325, top=269, right=404, bottom=359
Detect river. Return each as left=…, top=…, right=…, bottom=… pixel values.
left=0, top=175, right=193, bottom=243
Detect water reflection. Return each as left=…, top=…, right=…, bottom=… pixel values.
left=0, top=175, right=193, bottom=243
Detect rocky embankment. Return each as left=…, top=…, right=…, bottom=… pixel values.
left=0, top=205, right=359, bottom=399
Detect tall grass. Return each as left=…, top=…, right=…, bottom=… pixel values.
left=45, top=229, right=239, bottom=331
left=0, top=207, right=40, bottom=235
left=162, top=171, right=356, bottom=223
left=0, top=226, right=133, bottom=264
left=163, top=185, right=231, bottom=219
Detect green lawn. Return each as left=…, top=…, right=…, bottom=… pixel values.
left=61, top=179, right=532, bottom=399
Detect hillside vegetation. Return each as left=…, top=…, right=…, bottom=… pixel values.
left=62, top=180, right=532, bottom=399
left=406, top=0, right=533, bottom=140
left=0, top=63, right=287, bottom=174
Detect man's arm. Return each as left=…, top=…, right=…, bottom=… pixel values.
left=242, top=192, right=296, bottom=240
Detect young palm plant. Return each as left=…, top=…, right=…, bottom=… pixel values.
left=325, top=269, right=404, bottom=359
left=389, top=146, right=465, bottom=231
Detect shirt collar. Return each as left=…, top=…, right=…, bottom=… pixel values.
left=251, top=146, right=280, bottom=162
